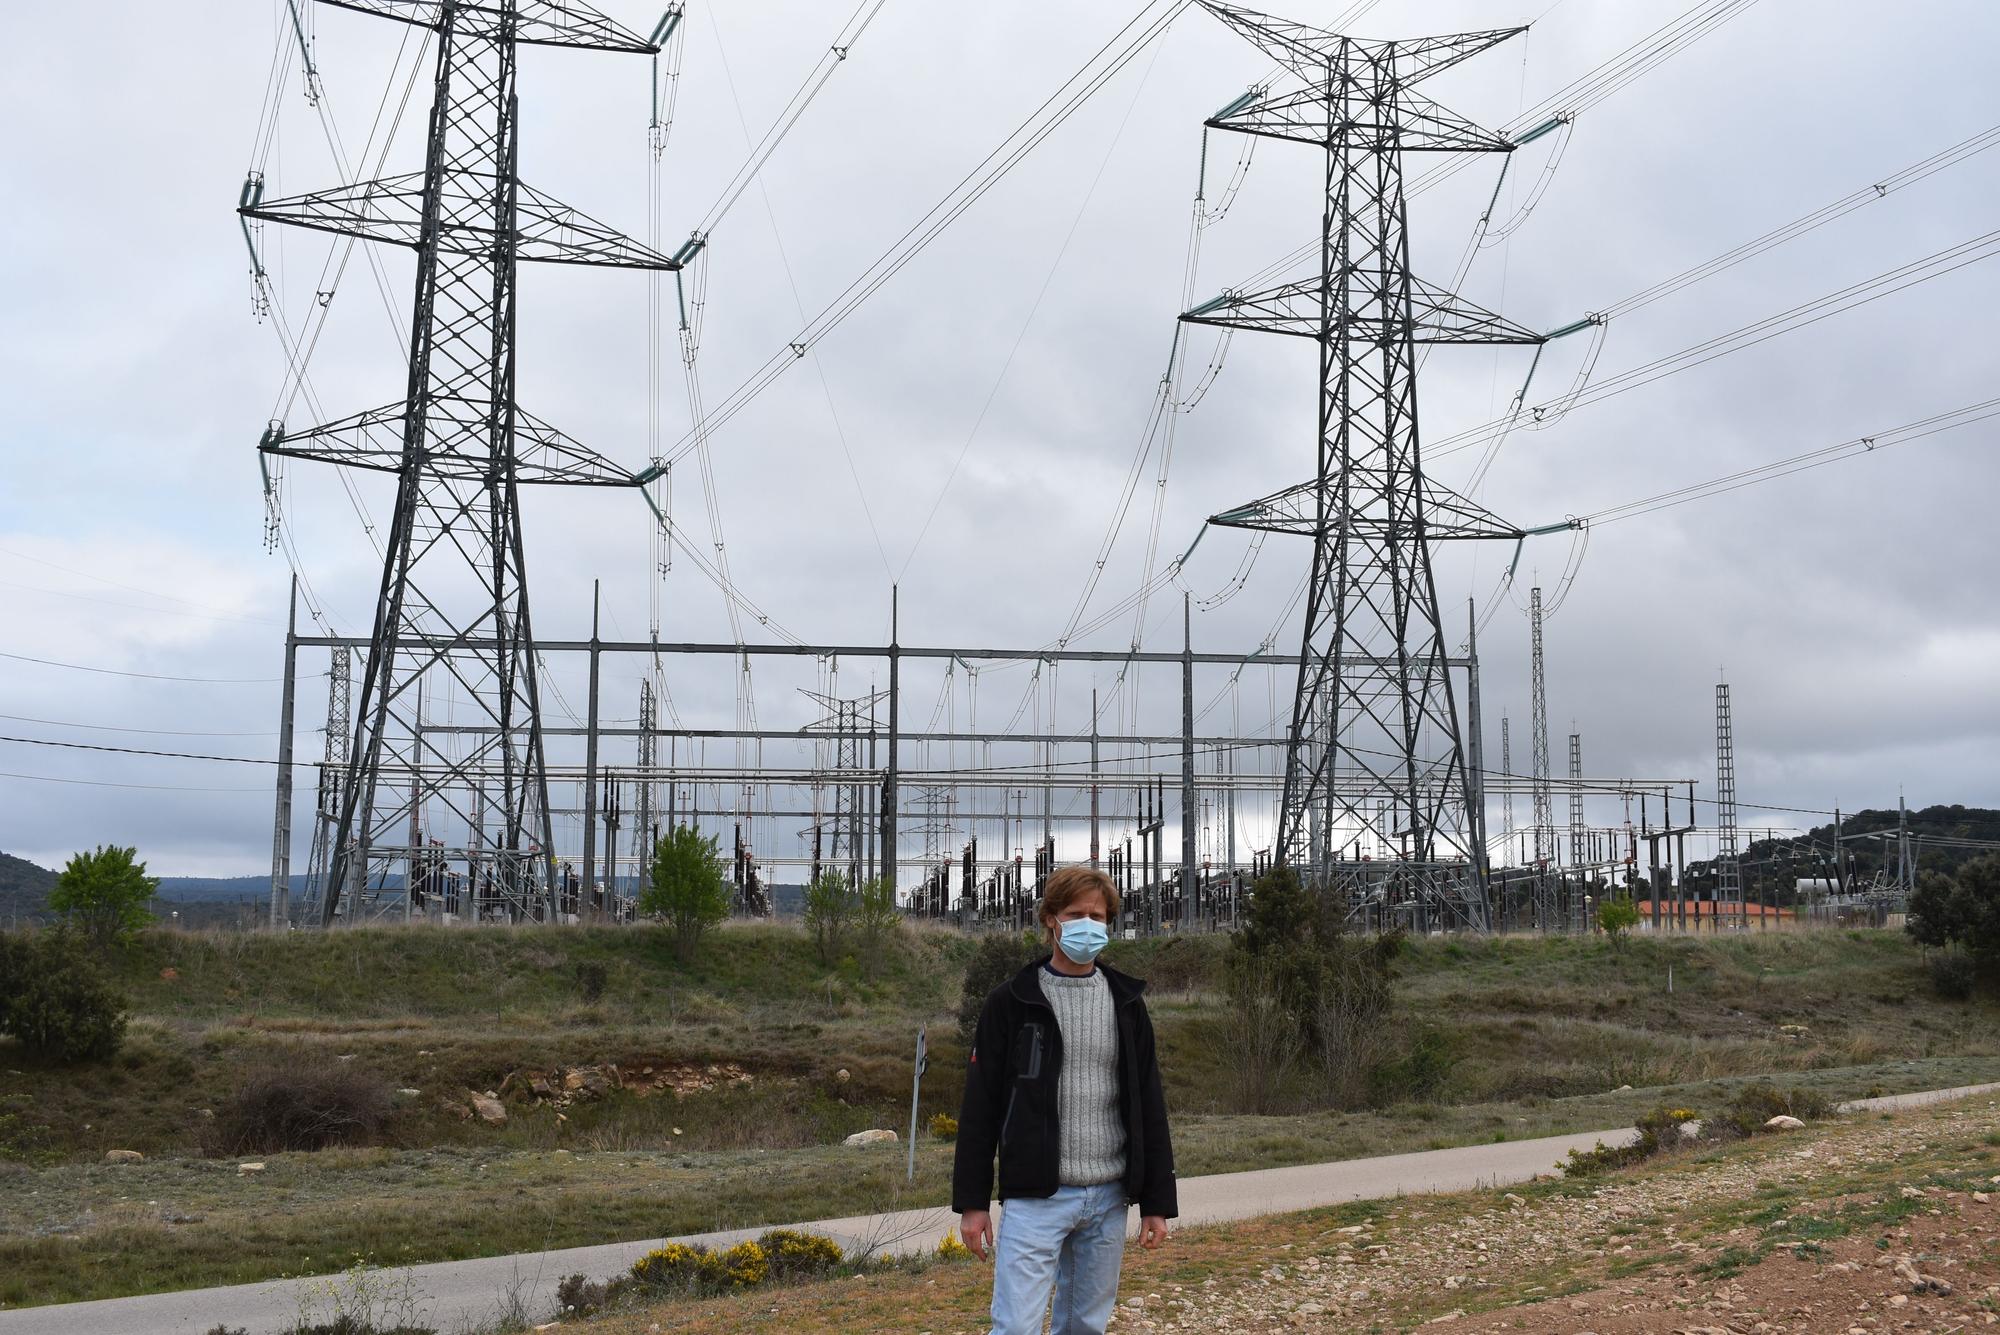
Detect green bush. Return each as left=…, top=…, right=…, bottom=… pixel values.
left=0, top=931, right=128, bottom=1064
left=957, top=930, right=1041, bottom=1042
left=1562, top=1103, right=1697, bottom=1177
left=574, top=960, right=608, bottom=1004
left=803, top=871, right=856, bottom=965
left=756, top=1228, right=844, bottom=1280
left=1719, top=1082, right=1834, bottom=1138
left=206, top=1062, right=395, bottom=1154
left=1929, top=952, right=1977, bottom=1001
left=1222, top=866, right=1402, bottom=1112
left=1368, top=1025, right=1454, bottom=1106
left=630, top=1239, right=769, bottom=1294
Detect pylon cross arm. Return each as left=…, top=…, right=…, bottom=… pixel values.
left=261, top=403, right=650, bottom=487
left=317, top=0, right=658, bottom=55
left=243, top=178, right=678, bottom=271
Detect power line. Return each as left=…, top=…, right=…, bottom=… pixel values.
left=0, top=713, right=277, bottom=738
left=655, top=0, right=1189, bottom=468
left=1578, top=397, right=2000, bottom=526
left=0, top=735, right=278, bottom=766
left=0, top=770, right=268, bottom=794
left=1431, top=227, right=2000, bottom=465
left=0, top=651, right=292, bottom=685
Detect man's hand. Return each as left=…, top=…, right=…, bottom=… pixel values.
left=1138, top=1215, right=1169, bottom=1249
left=960, top=1209, right=995, bottom=1261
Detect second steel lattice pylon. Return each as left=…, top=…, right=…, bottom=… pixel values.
left=1187, top=2, right=1549, bottom=930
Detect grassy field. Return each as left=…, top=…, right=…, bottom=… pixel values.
left=1, top=920, right=1995, bottom=1307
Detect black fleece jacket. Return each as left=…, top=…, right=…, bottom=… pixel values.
left=950, top=955, right=1177, bottom=1219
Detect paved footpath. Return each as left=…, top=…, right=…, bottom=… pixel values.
left=6, top=1083, right=1992, bottom=1335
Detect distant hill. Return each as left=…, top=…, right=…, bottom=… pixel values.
left=0, top=851, right=58, bottom=924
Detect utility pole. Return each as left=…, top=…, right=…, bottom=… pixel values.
left=1186, top=4, right=1545, bottom=934
left=246, top=0, right=678, bottom=925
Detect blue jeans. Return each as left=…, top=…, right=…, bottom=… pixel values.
left=991, top=1182, right=1129, bottom=1335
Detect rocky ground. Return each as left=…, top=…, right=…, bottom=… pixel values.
left=1112, top=1097, right=2000, bottom=1335
left=589, top=1092, right=2000, bottom=1333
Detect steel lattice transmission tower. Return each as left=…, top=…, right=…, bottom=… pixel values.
left=244, top=0, right=678, bottom=924
left=1715, top=680, right=1742, bottom=926
left=1188, top=3, right=1547, bottom=930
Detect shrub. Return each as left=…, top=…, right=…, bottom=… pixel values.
left=206, top=1062, right=395, bottom=1154
left=803, top=871, right=856, bottom=965
left=957, top=930, right=1041, bottom=1041
left=1719, top=1082, right=1834, bottom=1138
left=937, top=1231, right=974, bottom=1261
left=1223, top=866, right=1401, bottom=1111
left=554, top=1271, right=629, bottom=1316
left=0, top=931, right=128, bottom=1064
left=929, top=1112, right=959, bottom=1141
left=756, top=1229, right=843, bottom=1280
left=630, top=1239, right=770, bottom=1294
left=1597, top=894, right=1641, bottom=946
left=574, top=961, right=607, bottom=1004
left=1368, top=1025, right=1454, bottom=1106
left=1562, top=1104, right=1697, bottom=1177
left=854, top=876, right=900, bottom=967
left=1929, top=952, right=1977, bottom=1001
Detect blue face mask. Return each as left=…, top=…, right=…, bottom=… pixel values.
left=1057, top=917, right=1109, bottom=965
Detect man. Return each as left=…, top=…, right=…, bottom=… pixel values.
left=953, top=865, right=1177, bottom=1335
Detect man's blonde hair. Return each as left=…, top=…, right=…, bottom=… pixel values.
left=1037, top=865, right=1120, bottom=940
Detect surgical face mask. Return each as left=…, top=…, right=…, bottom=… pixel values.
left=1057, top=917, right=1109, bottom=965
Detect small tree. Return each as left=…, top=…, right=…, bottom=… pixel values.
left=1597, top=893, right=1641, bottom=948
left=803, top=870, right=856, bottom=964
left=638, top=825, right=732, bottom=963
left=854, top=876, right=900, bottom=964
left=47, top=845, right=158, bottom=948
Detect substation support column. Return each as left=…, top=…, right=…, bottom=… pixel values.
left=1181, top=595, right=1197, bottom=925
left=269, top=575, right=300, bottom=928
left=583, top=582, right=602, bottom=914
left=1465, top=597, right=1490, bottom=910
left=884, top=587, right=899, bottom=894
left=1089, top=688, right=1101, bottom=869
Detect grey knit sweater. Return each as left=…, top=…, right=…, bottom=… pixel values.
left=1039, top=965, right=1127, bottom=1187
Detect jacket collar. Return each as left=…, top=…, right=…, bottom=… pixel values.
left=1008, top=952, right=1147, bottom=1008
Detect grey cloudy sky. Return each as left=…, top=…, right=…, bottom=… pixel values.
left=2, top=0, right=1996, bottom=878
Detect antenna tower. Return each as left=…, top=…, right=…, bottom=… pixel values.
left=1188, top=1, right=1547, bottom=931
left=244, top=1, right=678, bottom=923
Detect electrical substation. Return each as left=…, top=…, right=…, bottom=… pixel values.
left=239, top=0, right=1946, bottom=935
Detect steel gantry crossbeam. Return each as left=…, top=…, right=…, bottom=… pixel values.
left=243, top=0, right=676, bottom=925
left=1183, top=2, right=1547, bottom=930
